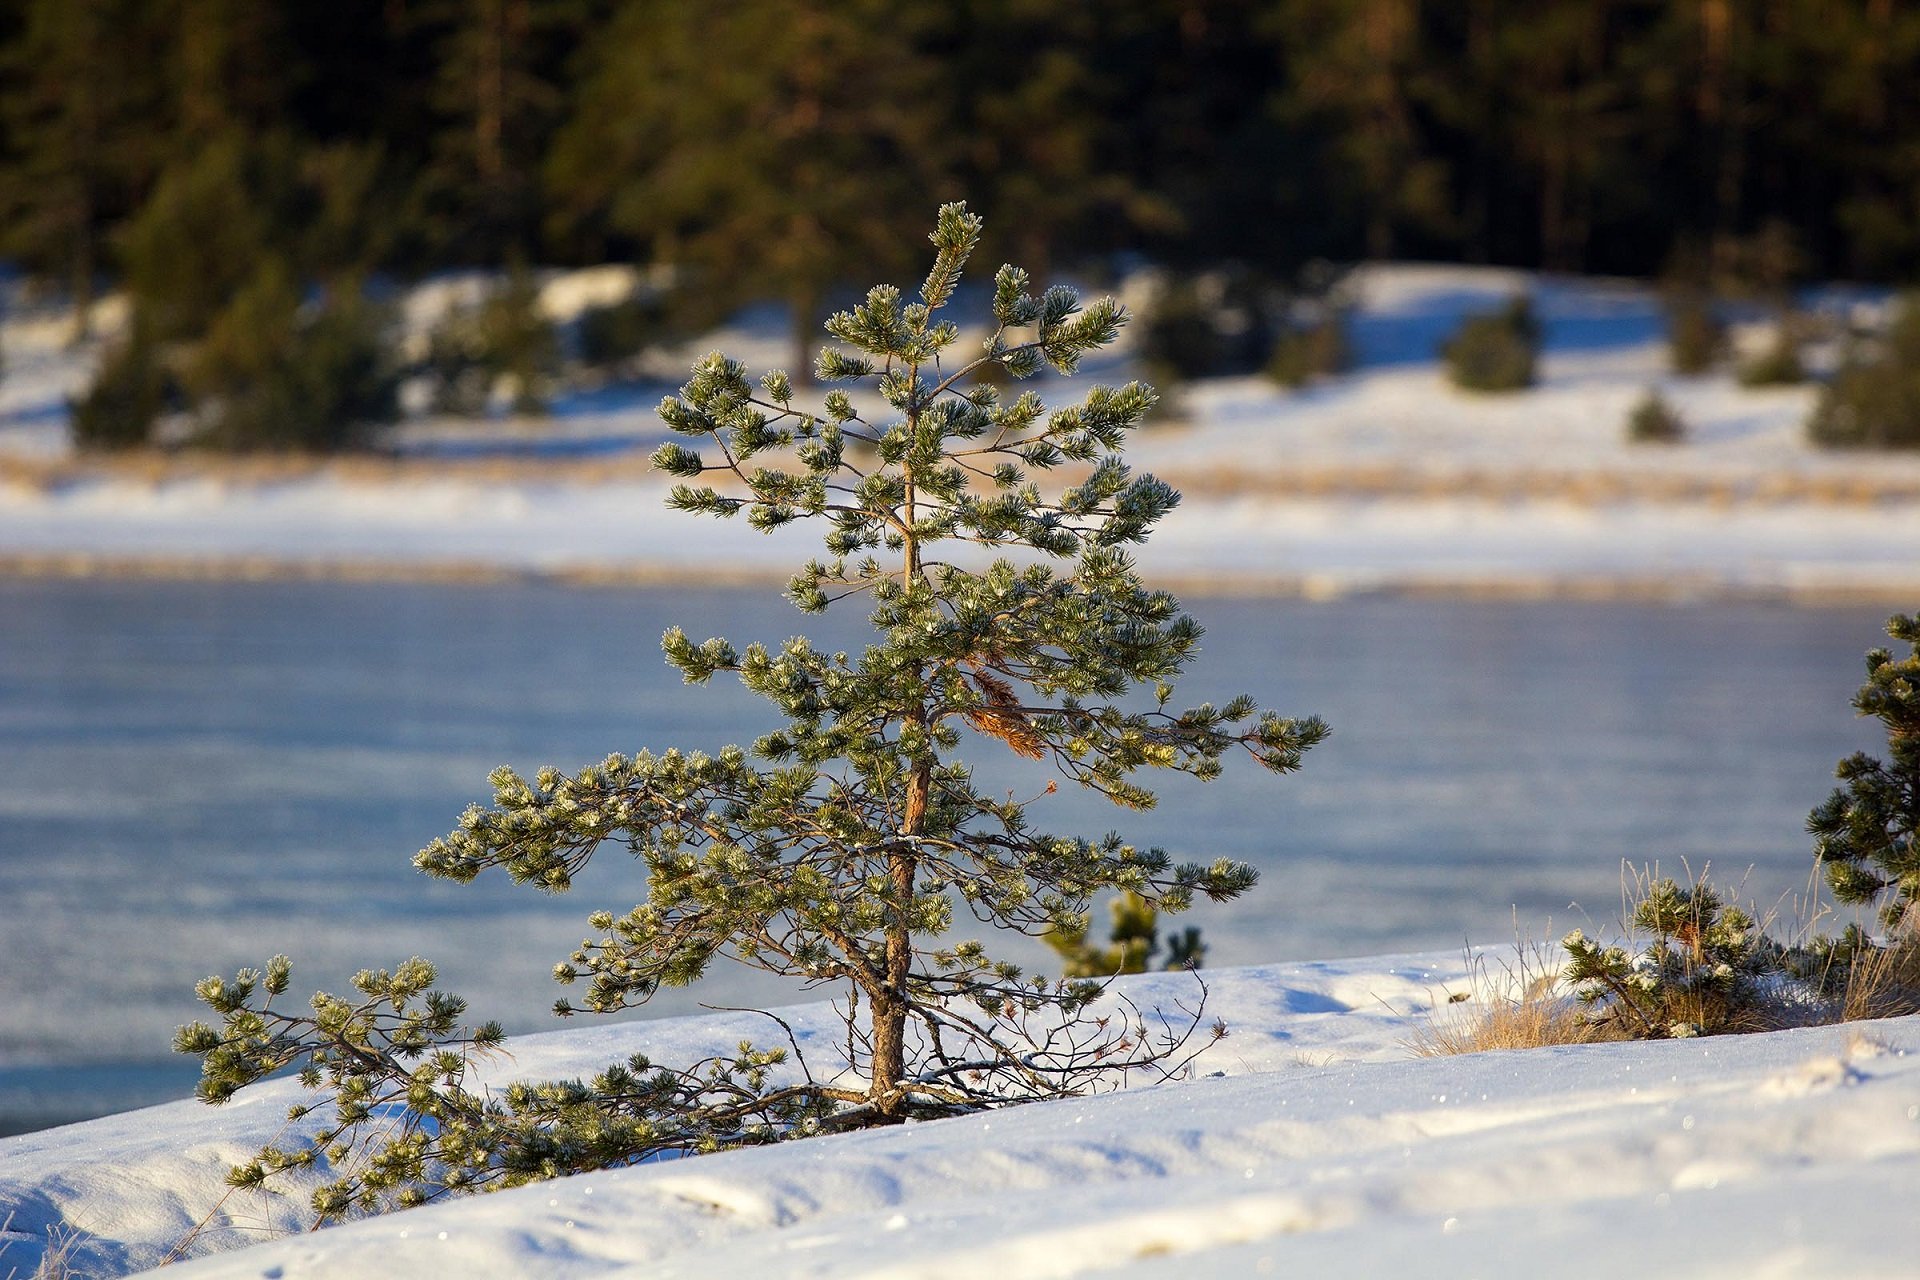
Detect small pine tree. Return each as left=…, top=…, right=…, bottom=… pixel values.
left=1442, top=296, right=1538, bottom=392
left=1625, top=388, right=1685, bottom=444
left=1808, top=613, right=1920, bottom=931
left=69, top=318, right=172, bottom=451
left=189, top=264, right=400, bottom=453
left=425, top=267, right=559, bottom=415
left=1264, top=313, right=1350, bottom=389
left=577, top=293, right=670, bottom=371
left=1562, top=877, right=1772, bottom=1039
left=179, top=204, right=1328, bottom=1222
left=1137, top=270, right=1272, bottom=386
left=1736, top=318, right=1806, bottom=387
left=1663, top=291, right=1725, bottom=375
left=1046, top=890, right=1208, bottom=978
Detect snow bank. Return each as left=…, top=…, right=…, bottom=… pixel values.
left=3, top=952, right=1917, bottom=1278
left=4, top=264, right=1920, bottom=598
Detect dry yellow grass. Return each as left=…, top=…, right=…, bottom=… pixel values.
left=1839, top=937, right=1920, bottom=1023
left=1415, top=865, right=1920, bottom=1061
left=1407, top=943, right=1606, bottom=1058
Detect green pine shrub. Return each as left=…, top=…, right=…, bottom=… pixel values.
left=188, top=264, right=401, bottom=452
left=576, top=294, right=671, bottom=369
left=1264, top=314, right=1350, bottom=388
left=1441, top=296, right=1538, bottom=392
left=1736, top=319, right=1806, bottom=387
left=1561, top=877, right=1780, bottom=1039
left=1807, top=300, right=1920, bottom=450
left=178, top=204, right=1327, bottom=1224
left=1808, top=613, right=1920, bottom=929
left=1137, top=271, right=1272, bottom=386
left=118, top=137, right=278, bottom=343
left=70, top=320, right=172, bottom=451
left=1664, top=291, right=1725, bottom=375
left=1625, top=388, right=1685, bottom=444
left=1046, top=890, right=1207, bottom=978
left=425, top=268, right=560, bottom=415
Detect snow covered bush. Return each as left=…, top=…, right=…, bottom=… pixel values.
left=1441, top=296, right=1537, bottom=392
left=177, top=203, right=1327, bottom=1223
left=1808, top=300, right=1920, bottom=450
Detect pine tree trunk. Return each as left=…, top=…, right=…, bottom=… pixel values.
left=870, top=764, right=923, bottom=1120
left=871, top=436, right=926, bottom=1119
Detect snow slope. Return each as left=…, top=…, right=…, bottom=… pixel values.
left=2, top=952, right=1917, bottom=1279
left=3, top=265, right=1920, bottom=599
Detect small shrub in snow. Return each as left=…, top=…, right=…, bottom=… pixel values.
left=1793, top=925, right=1920, bottom=1022
left=179, top=205, right=1326, bottom=1224
left=1562, top=877, right=1778, bottom=1039
left=1441, top=296, right=1537, bottom=392
left=1264, top=314, right=1350, bottom=389
left=1045, top=890, right=1206, bottom=978
left=1136, top=270, right=1271, bottom=386
left=576, top=294, right=671, bottom=369
left=1736, top=319, right=1805, bottom=387
left=1409, top=942, right=1595, bottom=1057
left=70, top=320, right=172, bottom=451
left=1625, top=388, right=1685, bottom=445
left=1664, top=291, right=1725, bottom=375
left=424, top=267, right=559, bottom=415
left=1807, top=301, right=1920, bottom=450
left=187, top=264, right=400, bottom=453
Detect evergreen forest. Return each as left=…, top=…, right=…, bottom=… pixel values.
left=7, top=0, right=1920, bottom=328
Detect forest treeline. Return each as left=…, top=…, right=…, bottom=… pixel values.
left=6, top=0, right=1920, bottom=330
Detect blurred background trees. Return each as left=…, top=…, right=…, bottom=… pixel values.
left=11, top=2, right=1920, bottom=295
left=8, top=0, right=1920, bottom=418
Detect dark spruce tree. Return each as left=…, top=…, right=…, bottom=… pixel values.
left=177, top=205, right=1328, bottom=1222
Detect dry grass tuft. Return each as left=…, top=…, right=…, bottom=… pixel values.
left=1408, top=943, right=1606, bottom=1058
left=1416, top=867, right=1920, bottom=1063
left=1840, top=936, right=1920, bottom=1023
left=0, top=1212, right=88, bottom=1280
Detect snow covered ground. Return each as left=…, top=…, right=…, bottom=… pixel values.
left=3, top=264, right=1919, bottom=599
left=2, top=951, right=1916, bottom=1279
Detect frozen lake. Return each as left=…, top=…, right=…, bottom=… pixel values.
left=0, top=577, right=1892, bottom=1134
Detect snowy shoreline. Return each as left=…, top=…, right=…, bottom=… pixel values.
left=8, top=262, right=1920, bottom=602
left=4, top=479, right=1919, bottom=603
left=4, top=951, right=1918, bottom=1278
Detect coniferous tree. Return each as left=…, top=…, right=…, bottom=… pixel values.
left=1809, top=613, right=1920, bottom=931
left=179, top=205, right=1326, bottom=1219
left=0, top=0, right=166, bottom=338
left=546, top=0, right=949, bottom=374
